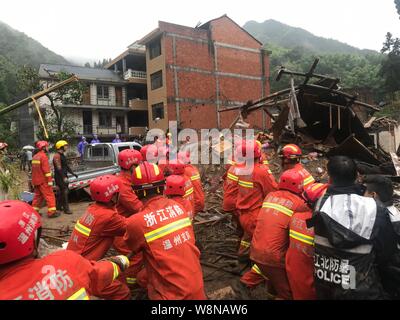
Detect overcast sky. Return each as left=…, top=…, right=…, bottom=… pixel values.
left=1, top=0, right=399, bottom=64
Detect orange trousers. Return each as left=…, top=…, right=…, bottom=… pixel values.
left=96, top=279, right=131, bottom=300
left=32, top=184, right=57, bottom=217
left=238, top=208, right=259, bottom=259
left=241, top=264, right=293, bottom=300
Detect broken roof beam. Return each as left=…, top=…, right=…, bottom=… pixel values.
left=303, top=58, right=320, bottom=85
left=303, top=84, right=380, bottom=112
left=219, top=88, right=292, bottom=113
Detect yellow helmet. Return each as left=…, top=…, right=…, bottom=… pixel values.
left=55, top=140, right=68, bottom=150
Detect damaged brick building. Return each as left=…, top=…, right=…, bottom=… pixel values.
left=109, top=14, right=271, bottom=131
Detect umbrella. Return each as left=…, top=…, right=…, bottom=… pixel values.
left=22, top=145, right=35, bottom=150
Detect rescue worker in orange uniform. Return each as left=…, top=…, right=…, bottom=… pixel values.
left=165, top=175, right=194, bottom=220
left=168, top=160, right=195, bottom=214
left=113, top=149, right=146, bottom=290
left=178, top=151, right=205, bottom=214
left=0, top=200, right=130, bottom=300
left=240, top=169, right=308, bottom=300
left=279, top=144, right=315, bottom=188
left=286, top=183, right=328, bottom=300
left=235, top=141, right=278, bottom=257
left=31, top=141, right=59, bottom=218
left=124, top=162, right=206, bottom=300
left=116, top=149, right=144, bottom=217
left=67, top=175, right=130, bottom=300
left=157, top=146, right=170, bottom=175
left=222, top=148, right=245, bottom=243
left=140, top=144, right=158, bottom=162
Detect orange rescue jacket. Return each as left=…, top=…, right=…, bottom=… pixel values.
left=67, top=203, right=126, bottom=261
left=31, top=150, right=53, bottom=186
left=116, top=170, right=143, bottom=217
left=286, top=209, right=316, bottom=300
left=124, top=196, right=205, bottom=300
left=250, top=190, right=307, bottom=268
left=0, top=250, right=121, bottom=300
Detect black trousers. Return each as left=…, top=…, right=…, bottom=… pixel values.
left=56, top=182, right=71, bottom=213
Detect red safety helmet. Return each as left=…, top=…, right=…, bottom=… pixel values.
left=132, top=161, right=165, bottom=190
left=303, top=183, right=328, bottom=206
left=90, top=175, right=120, bottom=203
left=140, top=144, right=158, bottom=162
left=278, top=169, right=304, bottom=194
left=236, top=140, right=262, bottom=160
left=36, top=141, right=49, bottom=150
left=178, top=151, right=191, bottom=164
left=165, top=175, right=186, bottom=197
left=168, top=160, right=185, bottom=175
left=280, top=144, right=302, bottom=159
left=0, top=201, right=41, bottom=265
left=0, top=142, right=8, bottom=151
left=118, top=149, right=143, bottom=170
left=158, top=146, right=169, bottom=160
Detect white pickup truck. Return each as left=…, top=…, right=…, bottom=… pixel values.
left=67, top=142, right=141, bottom=191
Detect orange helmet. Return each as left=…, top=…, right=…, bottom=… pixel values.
left=168, top=160, right=185, bottom=175
left=132, top=162, right=165, bottom=191
left=140, top=144, right=158, bottom=162
left=118, top=149, right=143, bottom=170
left=236, top=140, right=261, bottom=160
left=165, top=175, right=186, bottom=197
left=36, top=141, right=49, bottom=150
left=303, top=183, right=328, bottom=206
left=278, top=169, right=304, bottom=194
left=178, top=151, right=191, bottom=164
left=90, top=175, right=120, bottom=203
left=0, top=201, right=41, bottom=265
left=280, top=144, right=302, bottom=159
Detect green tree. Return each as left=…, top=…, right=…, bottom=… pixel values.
left=379, top=32, right=400, bottom=96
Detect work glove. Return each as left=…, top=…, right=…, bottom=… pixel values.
left=107, top=255, right=130, bottom=272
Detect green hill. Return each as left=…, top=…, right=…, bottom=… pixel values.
left=243, top=19, right=376, bottom=55
left=0, top=21, right=68, bottom=105
left=243, top=19, right=384, bottom=96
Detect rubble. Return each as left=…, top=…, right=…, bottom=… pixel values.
left=219, top=58, right=398, bottom=179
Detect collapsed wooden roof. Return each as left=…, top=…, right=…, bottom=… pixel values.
left=219, top=58, right=390, bottom=165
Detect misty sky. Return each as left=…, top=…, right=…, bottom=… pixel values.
left=1, top=0, right=399, bottom=64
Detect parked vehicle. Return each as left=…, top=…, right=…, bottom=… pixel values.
left=65, top=142, right=141, bottom=191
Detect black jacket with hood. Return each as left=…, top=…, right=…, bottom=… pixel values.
left=311, top=184, right=397, bottom=300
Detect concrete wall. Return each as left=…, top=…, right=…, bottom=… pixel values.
left=146, top=36, right=169, bottom=130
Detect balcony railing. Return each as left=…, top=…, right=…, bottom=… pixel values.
left=124, top=69, right=147, bottom=80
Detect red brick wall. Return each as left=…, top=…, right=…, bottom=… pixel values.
left=159, top=21, right=208, bottom=40
left=217, top=47, right=262, bottom=77
left=209, top=16, right=261, bottom=49
left=219, top=77, right=261, bottom=102
left=159, top=16, right=271, bottom=130
left=176, top=39, right=213, bottom=71
left=178, top=72, right=216, bottom=100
